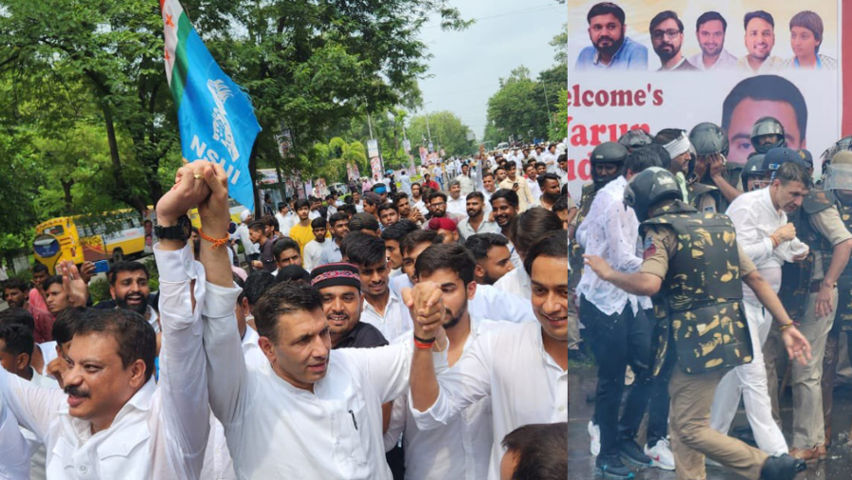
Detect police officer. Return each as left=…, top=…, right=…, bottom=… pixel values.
left=742, top=153, right=769, bottom=192
left=751, top=117, right=787, bottom=154
left=818, top=150, right=852, bottom=452
left=585, top=167, right=811, bottom=480
left=618, top=127, right=654, bottom=153
left=689, top=122, right=742, bottom=209
left=766, top=147, right=852, bottom=461
left=656, top=128, right=721, bottom=213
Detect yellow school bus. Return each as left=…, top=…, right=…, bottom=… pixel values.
left=33, top=210, right=146, bottom=273
left=187, top=198, right=248, bottom=229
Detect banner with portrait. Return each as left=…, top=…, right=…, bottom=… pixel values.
left=566, top=0, right=842, bottom=200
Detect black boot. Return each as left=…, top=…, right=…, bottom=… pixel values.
left=760, top=454, right=806, bottom=480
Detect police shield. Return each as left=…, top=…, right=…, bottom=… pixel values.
left=823, top=164, right=852, bottom=191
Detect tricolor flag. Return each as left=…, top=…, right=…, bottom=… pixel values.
left=161, top=0, right=261, bottom=212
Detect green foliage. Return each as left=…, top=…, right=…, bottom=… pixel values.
left=549, top=88, right=568, bottom=141
left=308, top=137, right=367, bottom=183
left=407, top=111, right=475, bottom=157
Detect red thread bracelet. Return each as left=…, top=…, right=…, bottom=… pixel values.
left=199, top=229, right=229, bottom=249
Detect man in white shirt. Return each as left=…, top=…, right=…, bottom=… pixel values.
left=303, top=217, right=329, bottom=272
left=399, top=169, right=412, bottom=196
left=498, top=163, right=535, bottom=212
left=352, top=190, right=365, bottom=213
left=494, top=208, right=561, bottom=300
left=465, top=233, right=514, bottom=285
left=385, top=243, right=498, bottom=480
left=408, top=232, right=568, bottom=480
left=541, top=144, right=558, bottom=173
left=319, top=212, right=348, bottom=266
left=454, top=163, right=475, bottom=196
left=0, top=160, right=229, bottom=479
left=235, top=209, right=260, bottom=266
left=344, top=232, right=411, bottom=342
left=575, top=146, right=663, bottom=475
left=445, top=180, right=467, bottom=220
left=524, top=163, right=542, bottom=205
left=710, top=162, right=812, bottom=455
left=556, top=155, right=569, bottom=187
left=275, top=201, right=297, bottom=237
left=410, top=183, right=429, bottom=217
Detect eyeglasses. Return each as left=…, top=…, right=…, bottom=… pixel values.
left=651, top=29, right=681, bottom=40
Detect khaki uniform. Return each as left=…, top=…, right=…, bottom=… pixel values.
left=639, top=201, right=767, bottom=480
left=767, top=197, right=851, bottom=449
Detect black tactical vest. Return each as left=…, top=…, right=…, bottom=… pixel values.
left=641, top=201, right=753, bottom=375
left=778, top=190, right=834, bottom=320
left=832, top=193, right=852, bottom=328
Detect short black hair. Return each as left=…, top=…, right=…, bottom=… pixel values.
left=511, top=208, right=563, bottom=259
left=338, top=204, right=357, bottom=217
left=400, top=229, right=443, bottom=256
left=248, top=220, right=266, bottom=232
left=108, top=261, right=149, bottom=286
left=587, top=2, right=625, bottom=25
left=42, top=275, right=63, bottom=292
left=253, top=281, right=323, bottom=342
left=32, top=263, right=49, bottom=275
left=490, top=189, right=519, bottom=209
left=53, top=308, right=85, bottom=345
left=392, top=192, right=409, bottom=205
left=721, top=75, right=807, bottom=144
left=75, top=308, right=157, bottom=383
left=428, top=191, right=447, bottom=204
left=502, top=423, right=568, bottom=480
left=464, top=233, right=509, bottom=260
left=272, top=237, right=300, bottom=259
left=278, top=202, right=287, bottom=210
left=650, top=10, right=683, bottom=33
left=466, top=191, right=485, bottom=202
left=626, top=145, right=665, bottom=174
left=275, top=265, right=311, bottom=285
left=311, top=217, right=327, bottom=229
left=3, top=277, right=28, bottom=293
left=381, top=219, right=419, bottom=242
left=243, top=271, right=278, bottom=306
left=0, top=308, right=35, bottom=333
left=342, top=232, right=386, bottom=266
left=744, top=10, right=774, bottom=29
left=294, top=199, right=311, bottom=210
left=524, top=231, right=569, bottom=276
left=0, top=322, right=34, bottom=357
left=263, top=215, right=279, bottom=231
left=378, top=203, right=398, bottom=215
left=552, top=194, right=570, bottom=213
left=328, top=212, right=348, bottom=226
left=414, top=243, right=476, bottom=286
left=538, top=173, right=561, bottom=188
left=696, top=11, right=727, bottom=31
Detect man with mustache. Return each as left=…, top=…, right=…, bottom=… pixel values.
left=0, top=160, right=233, bottom=478
left=738, top=10, right=784, bottom=73
left=458, top=192, right=500, bottom=240
left=313, top=263, right=387, bottom=349
left=576, top=2, right=647, bottom=71
left=688, top=11, right=738, bottom=71
left=649, top=11, right=697, bottom=72
left=106, top=261, right=158, bottom=332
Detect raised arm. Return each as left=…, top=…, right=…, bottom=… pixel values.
left=197, top=164, right=249, bottom=427
left=154, top=161, right=217, bottom=477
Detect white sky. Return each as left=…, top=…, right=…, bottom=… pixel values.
left=415, top=0, right=565, bottom=139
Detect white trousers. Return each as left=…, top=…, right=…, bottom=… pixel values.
left=709, top=300, right=788, bottom=455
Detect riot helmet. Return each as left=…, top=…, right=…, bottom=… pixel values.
left=741, top=153, right=768, bottom=191
left=750, top=117, right=786, bottom=154
left=761, top=147, right=809, bottom=182
left=590, top=142, right=628, bottom=190
left=618, top=128, right=653, bottom=152
left=689, top=122, right=729, bottom=157
left=820, top=136, right=852, bottom=175
left=824, top=151, right=852, bottom=193
left=624, top=167, right=683, bottom=221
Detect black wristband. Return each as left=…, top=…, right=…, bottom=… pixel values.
left=413, top=334, right=436, bottom=344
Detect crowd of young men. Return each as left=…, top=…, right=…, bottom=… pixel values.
left=0, top=143, right=571, bottom=479
left=572, top=115, right=852, bottom=479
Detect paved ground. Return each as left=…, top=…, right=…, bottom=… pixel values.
left=568, top=364, right=852, bottom=479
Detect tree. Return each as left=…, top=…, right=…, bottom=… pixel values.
left=483, top=66, right=550, bottom=145
left=308, top=137, right=367, bottom=183
left=408, top=111, right=475, bottom=157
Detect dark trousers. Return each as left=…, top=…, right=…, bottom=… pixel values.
left=581, top=297, right=657, bottom=455
left=620, top=361, right=671, bottom=446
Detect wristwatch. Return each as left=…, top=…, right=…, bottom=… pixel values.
left=155, top=215, right=192, bottom=241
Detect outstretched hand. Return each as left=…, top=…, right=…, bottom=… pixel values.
left=782, top=325, right=812, bottom=366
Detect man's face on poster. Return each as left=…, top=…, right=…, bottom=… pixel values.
left=727, top=98, right=803, bottom=165
left=697, top=19, right=725, bottom=57
left=588, top=13, right=625, bottom=57
left=651, top=18, right=683, bottom=63
left=744, top=18, right=775, bottom=60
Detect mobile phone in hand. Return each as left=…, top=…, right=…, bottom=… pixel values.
left=94, top=260, right=110, bottom=274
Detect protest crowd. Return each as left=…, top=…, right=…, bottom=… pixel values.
left=0, top=142, right=572, bottom=479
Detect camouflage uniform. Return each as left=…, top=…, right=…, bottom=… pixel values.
left=639, top=199, right=767, bottom=480
left=767, top=190, right=851, bottom=450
